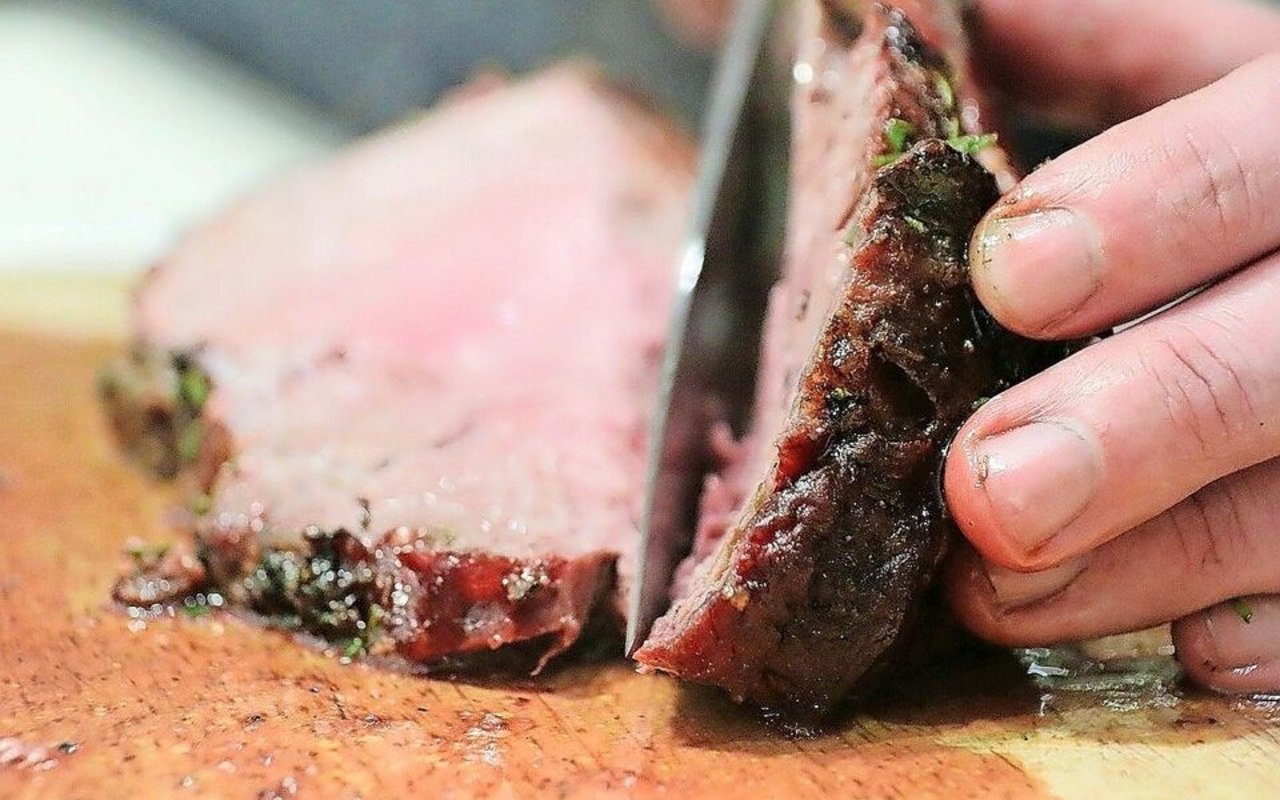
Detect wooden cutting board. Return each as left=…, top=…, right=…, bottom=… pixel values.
left=1, top=276, right=1278, bottom=799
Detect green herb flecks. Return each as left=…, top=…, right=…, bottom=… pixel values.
left=903, top=214, right=928, bottom=235
left=177, top=421, right=204, bottom=463
left=874, top=118, right=915, bottom=168
left=824, top=386, right=858, bottom=423
left=933, top=70, right=955, bottom=111
left=181, top=602, right=212, bottom=618
left=873, top=114, right=997, bottom=169
left=180, top=592, right=223, bottom=618
left=343, top=637, right=366, bottom=659
left=126, top=541, right=172, bottom=566
left=885, top=118, right=913, bottom=152
left=242, top=533, right=385, bottom=650
left=1231, top=597, right=1254, bottom=624
left=177, top=367, right=211, bottom=411
left=946, top=132, right=997, bottom=158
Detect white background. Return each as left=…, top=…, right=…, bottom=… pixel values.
left=0, top=1, right=343, bottom=275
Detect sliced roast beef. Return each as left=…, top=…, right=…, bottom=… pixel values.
left=102, top=67, right=695, bottom=668
left=634, top=0, right=1069, bottom=717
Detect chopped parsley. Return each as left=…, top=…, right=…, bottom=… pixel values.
left=181, top=602, right=212, bottom=618
left=946, top=132, right=998, bottom=157
left=243, top=534, right=385, bottom=652
left=177, top=368, right=211, bottom=411
left=126, top=541, right=171, bottom=565
left=903, top=214, right=928, bottom=235
left=933, top=71, right=955, bottom=111
left=177, top=422, right=203, bottom=463
left=885, top=118, right=914, bottom=152
left=872, top=113, right=997, bottom=169
left=343, top=637, right=366, bottom=659
left=825, top=387, right=854, bottom=412
left=179, top=592, right=223, bottom=618
left=1231, top=597, right=1254, bottom=624
left=874, top=118, right=915, bottom=167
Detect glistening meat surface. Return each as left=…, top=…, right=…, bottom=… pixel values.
left=634, top=0, right=1069, bottom=718
left=103, top=67, right=695, bottom=668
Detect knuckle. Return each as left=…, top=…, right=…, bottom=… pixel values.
left=1157, top=122, right=1262, bottom=243
left=1172, top=486, right=1244, bottom=573
left=1135, top=324, right=1258, bottom=461
left=1167, top=484, right=1252, bottom=578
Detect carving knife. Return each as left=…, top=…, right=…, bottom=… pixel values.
left=626, top=0, right=780, bottom=656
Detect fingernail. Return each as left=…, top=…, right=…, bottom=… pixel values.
left=972, top=421, right=1102, bottom=556
left=984, top=557, right=1088, bottom=610
left=1202, top=598, right=1280, bottom=671
left=971, top=207, right=1103, bottom=331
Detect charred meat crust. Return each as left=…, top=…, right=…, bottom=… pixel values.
left=114, top=529, right=616, bottom=673
left=634, top=1, right=1072, bottom=719
left=638, top=143, right=1066, bottom=718
left=197, top=526, right=616, bottom=670
left=99, top=348, right=221, bottom=482
left=102, top=351, right=622, bottom=670
left=102, top=346, right=625, bottom=672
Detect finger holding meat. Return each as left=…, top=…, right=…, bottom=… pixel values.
left=946, top=251, right=1280, bottom=573
left=947, top=1, right=1280, bottom=693
left=1174, top=595, right=1280, bottom=694
left=967, top=51, right=1280, bottom=340
left=946, top=456, right=1280, bottom=646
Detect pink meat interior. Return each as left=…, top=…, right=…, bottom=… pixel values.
left=137, top=67, right=695, bottom=592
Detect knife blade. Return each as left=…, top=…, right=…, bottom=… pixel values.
left=625, top=0, right=779, bottom=656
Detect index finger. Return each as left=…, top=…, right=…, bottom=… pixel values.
left=975, top=0, right=1280, bottom=129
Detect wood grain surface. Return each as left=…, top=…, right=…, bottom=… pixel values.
left=1, top=280, right=1278, bottom=799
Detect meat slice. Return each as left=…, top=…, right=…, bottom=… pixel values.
left=634, top=1, right=1068, bottom=717
left=101, top=67, right=695, bottom=668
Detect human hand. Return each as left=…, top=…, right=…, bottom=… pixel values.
left=944, top=0, right=1280, bottom=693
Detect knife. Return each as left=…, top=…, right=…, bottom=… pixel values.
left=625, top=0, right=781, bottom=656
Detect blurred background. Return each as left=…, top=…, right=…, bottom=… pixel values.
left=0, top=0, right=715, bottom=279
left=9, top=0, right=1272, bottom=305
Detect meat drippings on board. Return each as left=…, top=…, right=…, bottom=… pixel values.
left=634, top=0, right=1069, bottom=718
left=102, top=66, right=695, bottom=669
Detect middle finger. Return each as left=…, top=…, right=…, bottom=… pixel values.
left=945, top=249, right=1280, bottom=572
left=946, top=456, right=1280, bottom=647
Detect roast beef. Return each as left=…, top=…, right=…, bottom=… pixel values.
left=634, top=0, right=1068, bottom=717
left=102, top=67, right=695, bottom=668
